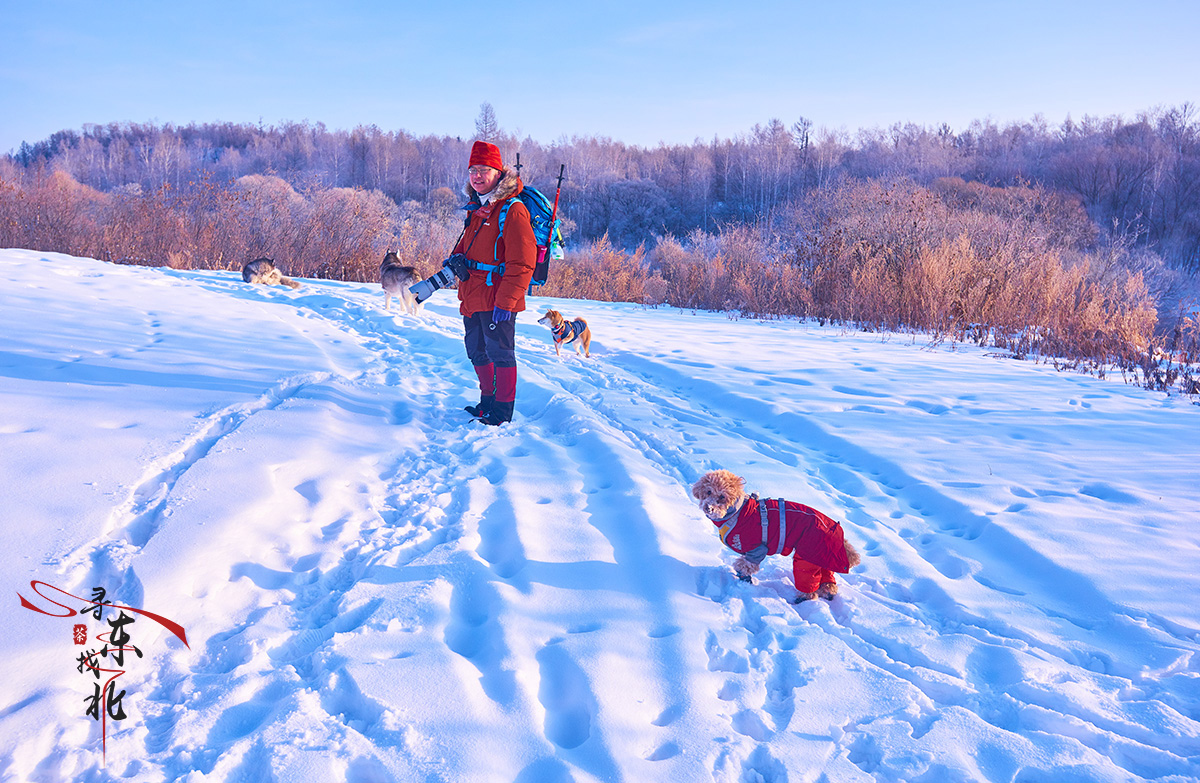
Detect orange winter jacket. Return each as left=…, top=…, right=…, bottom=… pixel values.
left=454, top=169, right=537, bottom=316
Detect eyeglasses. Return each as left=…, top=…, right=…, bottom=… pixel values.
left=468, top=166, right=496, bottom=176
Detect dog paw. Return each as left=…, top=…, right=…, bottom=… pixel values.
left=733, top=556, right=760, bottom=579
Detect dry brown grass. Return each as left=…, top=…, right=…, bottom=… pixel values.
left=536, top=233, right=651, bottom=304
left=0, top=170, right=423, bottom=282
left=540, top=179, right=1184, bottom=392
left=2, top=169, right=1190, bottom=393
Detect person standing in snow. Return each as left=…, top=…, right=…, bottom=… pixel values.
left=455, top=140, right=537, bottom=426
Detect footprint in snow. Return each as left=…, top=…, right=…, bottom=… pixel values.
left=536, top=642, right=596, bottom=750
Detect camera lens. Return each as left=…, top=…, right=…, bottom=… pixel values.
left=407, top=255, right=472, bottom=303
left=409, top=278, right=436, bottom=303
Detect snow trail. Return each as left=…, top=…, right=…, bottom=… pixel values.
left=3, top=253, right=1199, bottom=782
left=287, top=279, right=1200, bottom=782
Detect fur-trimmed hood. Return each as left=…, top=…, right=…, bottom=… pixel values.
left=464, top=167, right=522, bottom=206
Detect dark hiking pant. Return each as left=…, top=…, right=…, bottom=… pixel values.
left=463, top=312, right=517, bottom=403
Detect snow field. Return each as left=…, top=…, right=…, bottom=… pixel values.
left=2, top=249, right=1198, bottom=782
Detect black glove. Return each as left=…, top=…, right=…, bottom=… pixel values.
left=446, top=253, right=471, bottom=282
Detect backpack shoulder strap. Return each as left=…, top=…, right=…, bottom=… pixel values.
left=496, top=194, right=530, bottom=238
left=497, top=198, right=514, bottom=237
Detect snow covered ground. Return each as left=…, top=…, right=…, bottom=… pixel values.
left=2, top=248, right=1199, bottom=783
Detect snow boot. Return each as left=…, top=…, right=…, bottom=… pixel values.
left=791, top=591, right=819, bottom=604
left=477, top=400, right=514, bottom=426
left=465, top=395, right=495, bottom=419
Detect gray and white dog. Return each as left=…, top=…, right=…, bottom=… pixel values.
left=242, top=258, right=301, bottom=290
left=380, top=251, right=422, bottom=314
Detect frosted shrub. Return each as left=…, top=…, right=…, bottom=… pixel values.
left=389, top=200, right=463, bottom=276
left=0, top=170, right=107, bottom=258
left=774, top=179, right=1159, bottom=372
left=0, top=167, right=1186, bottom=391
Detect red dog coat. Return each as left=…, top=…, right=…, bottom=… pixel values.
left=713, top=494, right=852, bottom=592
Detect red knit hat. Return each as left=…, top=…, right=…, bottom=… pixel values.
left=468, top=140, right=503, bottom=171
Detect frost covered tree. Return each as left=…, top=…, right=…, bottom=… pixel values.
left=475, top=103, right=499, bottom=142
left=6, top=105, right=1200, bottom=265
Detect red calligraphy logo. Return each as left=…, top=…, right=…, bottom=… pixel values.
left=19, top=580, right=188, bottom=765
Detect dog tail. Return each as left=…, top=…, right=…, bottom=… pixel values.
left=279, top=276, right=302, bottom=290
left=844, top=540, right=861, bottom=569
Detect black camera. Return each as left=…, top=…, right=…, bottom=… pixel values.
left=409, top=253, right=471, bottom=303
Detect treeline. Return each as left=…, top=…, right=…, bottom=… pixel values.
left=6, top=104, right=1200, bottom=266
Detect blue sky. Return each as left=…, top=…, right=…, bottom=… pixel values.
left=2, top=0, right=1197, bottom=155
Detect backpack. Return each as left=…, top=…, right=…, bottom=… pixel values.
left=497, top=185, right=563, bottom=289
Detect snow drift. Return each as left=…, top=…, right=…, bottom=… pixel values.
left=2, top=249, right=1198, bottom=782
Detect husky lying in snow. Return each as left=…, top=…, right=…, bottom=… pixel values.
left=242, top=258, right=301, bottom=290
left=380, top=251, right=422, bottom=314
left=692, top=469, right=860, bottom=602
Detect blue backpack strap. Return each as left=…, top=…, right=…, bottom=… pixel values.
left=497, top=198, right=513, bottom=234
left=489, top=199, right=513, bottom=285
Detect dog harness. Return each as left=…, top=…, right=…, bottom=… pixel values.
left=715, top=495, right=789, bottom=553
left=760, top=496, right=787, bottom=556
left=552, top=319, right=586, bottom=344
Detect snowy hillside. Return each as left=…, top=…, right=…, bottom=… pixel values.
left=2, top=249, right=1199, bottom=783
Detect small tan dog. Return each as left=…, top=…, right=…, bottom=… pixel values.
left=538, top=309, right=591, bottom=357
left=692, top=469, right=860, bottom=602
left=242, top=258, right=301, bottom=290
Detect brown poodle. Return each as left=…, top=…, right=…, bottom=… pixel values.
left=692, top=469, right=860, bottom=602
